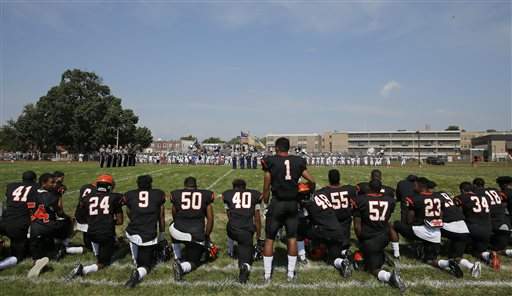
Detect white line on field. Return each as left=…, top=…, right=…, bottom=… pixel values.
left=207, top=169, right=234, bottom=190
left=0, top=275, right=511, bottom=289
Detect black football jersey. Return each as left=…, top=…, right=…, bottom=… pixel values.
left=31, top=189, right=60, bottom=225
left=455, top=192, right=491, bottom=227
left=261, top=155, right=307, bottom=201
left=435, top=191, right=464, bottom=223
left=478, top=188, right=509, bottom=228
left=353, top=193, right=395, bottom=240
left=396, top=179, right=415, bottom=202
left=315, top=185, right=355, bottom=223
left=498, top=189, right=511, bottom=217
left=222, top=189, right=262, bottom=231
left=83, top=191, right=123, bottom=238
left=304, top=191, right=343, bottom=232
left=171, top=189, right=214, bottom=239
left=3, top=181, right=38, bottom=225
left=405, top=192, right=443, bottom=226
left=74, top=184, right=95, bottom=224
left=124, top=188, right=166, bottom=242
left=357, top=182, right=395, bottom=198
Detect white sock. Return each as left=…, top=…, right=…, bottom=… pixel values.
left=391, top=242, right=400, bottom=258
left=83, top=264, right=98, bottom=275
left=297, top=241, right=306, bottom=259
left=0, top=256, right=18, bottom=270
left=459, top=258, right=474, bottom=270
left=243, top=263, right=251, bottom=271
left=180, top=261, right=192, bottom=273
left=137, top=267, right=147, bottom=279
left=377, top=270, right=391, bottom=282
left=481, top=251, right=490, bottom=261
left=172, top=243, right=182, bottom=259
left=66, top=247, right=83, bottom=254
left=333, top=258, right=343, bottom=269
left=505, top=249, right=512, bottom=257
left=437, top=259, right=450, bottom=269
left=263, top=256, right=273, bottom=279
left=287, top=255, right=297, bottom=277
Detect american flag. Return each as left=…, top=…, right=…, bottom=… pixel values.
left=240, top=131, right=249, bottom=140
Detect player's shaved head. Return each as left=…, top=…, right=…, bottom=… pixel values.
left=472, top=178, right=485, bottom=188
left=414, top=177, right=430, bottom=192
left=275, top=137, right=290, bottom=153
left=39, top=173, right=55, bottom=188
left=328, top=169, right=340, bottom=185
left=184, top=176, right=197, bottom=189
left=370, top=169, right=382, bottom=181
left=369, top=179, right=382, bottom=193
left=232, top=179, right=246, bottom=190
left=137, top=175, right=153, bottom=190
left=459, top=182, right=473, bottom=193
left=22, top=170, right=37, bottom=182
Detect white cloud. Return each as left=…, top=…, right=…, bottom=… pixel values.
left=380, top=80, right=401, bottom=97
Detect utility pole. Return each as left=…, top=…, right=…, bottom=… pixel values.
left=116, top=128, right=120, bottom=148
left=417, top=130, right=421, bottom=166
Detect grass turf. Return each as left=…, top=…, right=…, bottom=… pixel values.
left=0, top=161, right=511, bottom=296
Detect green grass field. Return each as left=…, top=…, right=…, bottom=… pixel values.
left=1, top=162, right=511, bottom=296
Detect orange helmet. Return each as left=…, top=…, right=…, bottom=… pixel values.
left=96, top=174, right=114, bottom=185
left=298, top=182, right=311, bottom=193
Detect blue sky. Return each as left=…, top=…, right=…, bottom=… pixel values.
left=0, top=1, right=510, bottom=140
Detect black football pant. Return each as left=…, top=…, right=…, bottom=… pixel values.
left=265, top=200, right=298, bottom=240
left=393, top=221, right=440, bottom=262
left=130, top=243, right=156, bottom=270
left=30, top=221, right=70, bottom=260
left=491, top=229, right=510, bottom=251
left=182, top=242, right=204, bottom=270
left=89, top=234, right=115, bottom=266
left=112, top=155, right=117, bottom=167
left=107, top=156, right=112, bottom=167
left=0, top=221, right=29, bottom=260
left=359, top=232, right=389, bottom=273
left=400, top=202, right=408, bottom=224
left=100, top=156, right=105, bottom=168
left=123, top=155, right=128, bottom=167
left=467, top=224, right=491, bottom=255
left=441, top=229, right=470, bottom=259
left=227, top=226, right=254, bottom=268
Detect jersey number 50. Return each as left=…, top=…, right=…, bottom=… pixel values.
left=182, top=192, right=202, bottom=210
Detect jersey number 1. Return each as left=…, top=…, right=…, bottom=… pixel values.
left=284, top=159, right=292, bottom=180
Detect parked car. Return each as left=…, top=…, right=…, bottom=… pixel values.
left=426, top=156, right=446, bottom=165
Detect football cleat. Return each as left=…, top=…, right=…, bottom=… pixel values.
left=471, top=261, right=481, bottom=278
left=173, top=260, right=184, bottom=282
left=66, top=263, right=84, bottom=281
left=28, top=257, right=49, bottom=278
left=298, top=256, right=308, bottom=266
left=54, top=244, right=66, bottom=261
left=389, top=269, right=406, bottom=293
left=239, top=263, right=250, bottom=284
left=340, top=258, right=352, bottom=278
left=448, top=259, right=463, bottom=278
left=125, top=269, right=141, bottom=288
left=490, top=251, right=501, bottom=271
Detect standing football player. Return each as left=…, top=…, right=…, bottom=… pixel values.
left=67, top=175, right=124, bottom=279
left=0, top=171, right=38, bottom=271
left=222, top=179, right=262, bottom=283
left=169, top=177, right=214, bottom=281
left=396, top=175, right=417, bottom=224
left=357, top=169, right=395, bottom=197
left=353, top=179, right=405, bottom=291
left=123, top=175, right=166, bottom=287
left=496, top=176, right=512, bottom=227
left=260, top=137, right=315, bottom=282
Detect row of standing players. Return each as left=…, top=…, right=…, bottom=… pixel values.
left=0, top=142, right=511, bottom=291
left=98, top=145, right=137, bottom=168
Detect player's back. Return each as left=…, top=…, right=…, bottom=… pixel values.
left=479, top=188, right=508, bottom=226
left=456, top=192, right=491, bottom=226
left=355, top=193, right=395, bottom=240
left=125, top=188, right=166, bottom=240
left=4, top=181, right=38, bottom=224
left=32, top=188, right=60, bottom=225
left=222, top=189, right=261, bottom=230
left=305, top=192, right=342, bottom=231
left=261, top=154, right=307, bottom=201
left=75, top=183, right=95, bottom=225
left=396, top=179, right=415, bottom=202
left=315, top=185, right=355, bottom=223
left=435, top=191, right=464, bottom=223
left=406, top=192, right=443, bottom=227
left=171, top=188, right=214, bottom=235
left=84, top=191, right=123, bottom=237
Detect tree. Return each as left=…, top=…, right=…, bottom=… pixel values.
left=180, top=135, right=197, bottom=141
left=133, top=127, right=153, bottom=149
left=445, top=125, right=460, bottom=131
left=486, top=129, right=497, bottom=133
left=202, top=137, right=224, bottom=144
left=1, top=69, right=152, bottom=153
left=227, top=136, right=240, bottom=144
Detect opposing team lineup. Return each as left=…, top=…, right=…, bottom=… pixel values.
left=0, top=137, right=511, bottom=292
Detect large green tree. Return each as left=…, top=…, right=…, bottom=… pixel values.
left=202, top=137, right=225, bottom=144
left=2, top=69, right=152, bottom=153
